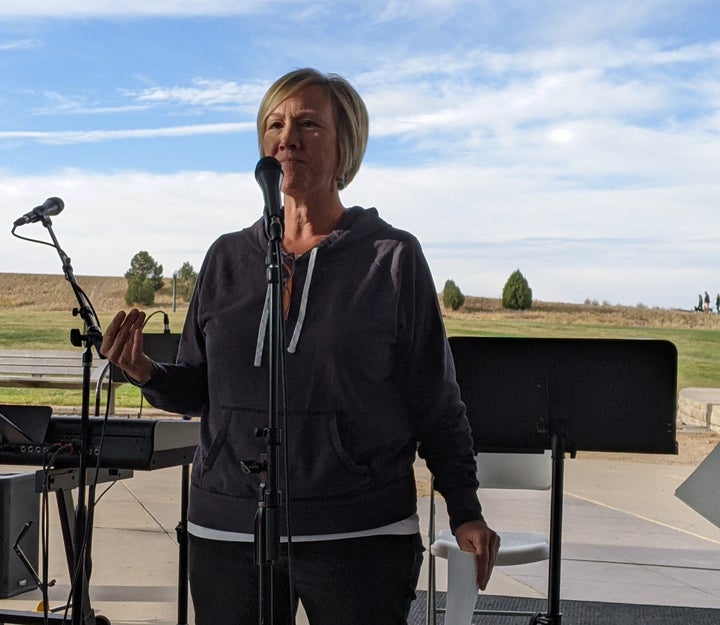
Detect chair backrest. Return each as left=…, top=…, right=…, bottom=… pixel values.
left=475, top=450, right=552, bottom=490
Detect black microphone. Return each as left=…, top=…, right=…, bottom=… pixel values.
left=14, top=197, right=65, bottom=227
left=163, top=313, right=170, bottom=334
left=254, top=156, right=284, bottom=239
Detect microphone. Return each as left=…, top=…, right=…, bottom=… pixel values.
left=163, top=313, right=170, bottom=334
left=254, top=156, right=283, bottom=239
left=14, top=197, right=65, bottom=227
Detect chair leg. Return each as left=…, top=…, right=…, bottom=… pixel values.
left=427, top=551, right=437, bottom=625
left=444, top=548, right=478, bottom=625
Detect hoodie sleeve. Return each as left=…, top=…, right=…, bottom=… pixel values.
left=396, top=237, right=484, bottom=532
left=140, top=361, right=208, bottom=417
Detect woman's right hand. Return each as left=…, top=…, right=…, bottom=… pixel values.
left=100, top=309, right=155, bottom=385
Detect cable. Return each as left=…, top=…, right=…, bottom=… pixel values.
left=142, top=309, right=169, bottom=331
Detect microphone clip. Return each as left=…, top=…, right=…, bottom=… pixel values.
left=264, top=210, right=284, bottom=242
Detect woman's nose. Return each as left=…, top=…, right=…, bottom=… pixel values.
left=279, top=122, right=300, bottom=150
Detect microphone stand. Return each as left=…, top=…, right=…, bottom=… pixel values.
left=40, top=214, right=105, bottom=625
left=242, top=158, right=287, bottom=625
left=241, top=207, right=285, bottom=625
left=259, top=211, right=284, bottom=625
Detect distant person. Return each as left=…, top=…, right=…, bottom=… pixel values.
left=697, top=293, right=703, bottom=312
left=704, top=291, right=711, bottom=313
left=716, top=293, right=719, bottom=313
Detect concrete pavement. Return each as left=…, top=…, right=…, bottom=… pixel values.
left=2, top=429, right=720, bottom=624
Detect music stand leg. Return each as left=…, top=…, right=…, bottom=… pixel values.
left=175, top=464, right=190, bottom=625
left=530, top=434, right=565, bottom=625
left=55, top=485, right=98, bottom=625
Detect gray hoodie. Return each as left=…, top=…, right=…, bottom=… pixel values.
left=142, top=206, right=482, bottom=537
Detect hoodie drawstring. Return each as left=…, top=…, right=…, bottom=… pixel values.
left=254, top=246, right=318, bottom=366
left=287, top=246, right=317, bottom=354
left=254, top=289, right=271, bottom=367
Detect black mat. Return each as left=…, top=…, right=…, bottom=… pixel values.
left=409, top=591, right=720, bottom=624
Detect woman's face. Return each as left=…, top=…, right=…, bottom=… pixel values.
left=261, top=84, right=339, bottom=201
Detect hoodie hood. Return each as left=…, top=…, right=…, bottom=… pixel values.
left=254, top=206, right=389, bottom=366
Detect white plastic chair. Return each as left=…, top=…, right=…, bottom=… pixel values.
left=427, top=450, right=552, bottom=625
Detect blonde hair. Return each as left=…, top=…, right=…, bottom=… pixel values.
left=257, top=68, right=369, bottom=189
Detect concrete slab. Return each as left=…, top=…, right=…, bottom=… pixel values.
left=1, top=451, right=720, bottom=624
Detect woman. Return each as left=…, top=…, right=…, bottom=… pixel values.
left=101, top=68, right=499, bottom=625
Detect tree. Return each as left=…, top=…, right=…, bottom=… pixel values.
left=442, top=279, right=465, bottom=311
left=124, top=251, right=164, bottom=306
left=175, top=261, right=198, bottom=301
left=501, top=269, right=533, bottom=310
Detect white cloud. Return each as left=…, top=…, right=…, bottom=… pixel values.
left=31, top=91, right=151, bottom=116
left=1, top=163, right=717, bottom=310
left=0, top=38, right=39, bottom=50
left=0, top=1, right=269, bottom=18
left=129, top=79, right=266, bottom=110
left=3, top=170, right=258, bottom=279
left=0, top=122, right=254, bottom=144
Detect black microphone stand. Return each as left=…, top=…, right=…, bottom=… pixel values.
left=240, top=158, right=287, bottom=625
left=41, top=214, right=105, bottom=625
left=240, top=204, right=285, bottom=625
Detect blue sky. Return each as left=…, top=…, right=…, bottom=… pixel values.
left=2, top=0, right=719, bottom=310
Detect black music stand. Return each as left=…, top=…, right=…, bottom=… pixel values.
left=0, top=405, right=52, bottom=446
left=442, top=336, right=678, bottom=625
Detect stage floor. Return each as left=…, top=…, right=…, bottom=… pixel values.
left=1, top=438, right=720, bottom=624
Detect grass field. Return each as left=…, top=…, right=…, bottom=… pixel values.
left=2, top=273, right=720, bottom=408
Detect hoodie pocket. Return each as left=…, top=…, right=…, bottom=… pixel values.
left=286, top=409, right=372, bottom=500
left=200, top=405, right=372, bottom=501
left=198, top=406, right=268, bottom=498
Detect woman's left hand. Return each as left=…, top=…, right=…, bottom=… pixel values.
left=454, top=520, right=501, bottom=590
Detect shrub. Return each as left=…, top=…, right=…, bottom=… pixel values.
left=124, top=251, right=164, bottom=306
left=442, top=279, right=465, bottom=311
left=175, top=261, right=198, bottom=301
left=501, top=269, right=533, bottom=310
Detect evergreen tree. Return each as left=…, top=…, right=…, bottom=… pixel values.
left=175, top=261, right=198, bottom=301
left=124, top=251, right=164, bottom=306
left=501, top=269, right=533, bottom=310
left=442, top=279, right=465, bottom=311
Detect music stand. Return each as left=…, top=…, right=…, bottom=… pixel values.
left=0, top=405, right=52, bottom=446
left=675, top=441, right=720, bottom=530
left=447, top=336, right=678, bottom=625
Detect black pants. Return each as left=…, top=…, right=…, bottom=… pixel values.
left=189, top=533, right=425, bottom=625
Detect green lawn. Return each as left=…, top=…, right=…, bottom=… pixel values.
left=0, top=309, right=187, bottom=408
left=2, top=308, right=719, bottom=408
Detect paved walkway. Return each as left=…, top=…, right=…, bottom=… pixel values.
left=2, top=434, right=720, bottom=624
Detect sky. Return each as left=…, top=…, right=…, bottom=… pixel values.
left=1, top=0, right=719, bottom=310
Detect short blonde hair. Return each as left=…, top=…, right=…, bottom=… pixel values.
left=257, top=68, right=369, bottom=189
